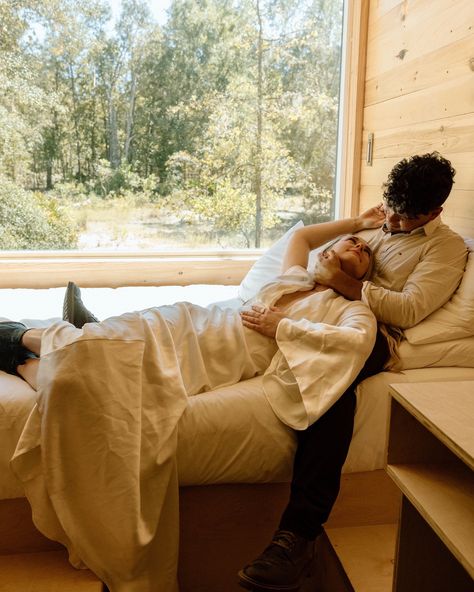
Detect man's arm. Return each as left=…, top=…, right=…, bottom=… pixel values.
left=282, top=204, right=385, bottom=272
left=317, top=231, right=467, bottom=329
left=361, top=237, right=466, bottom=328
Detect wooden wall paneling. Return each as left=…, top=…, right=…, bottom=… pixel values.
left=443, top=189, right=474, bottom=219
left=363, top=72, right=474, bottom=131
left=365, top=33, right=474, bottom=106
left=366, top=0, right=474, bottom=79
left=360, top=152, right=474, bottom=191
left=360, top=115, right=474, bottom=162
left=440, top=218, right=474, bottom=239
left=367, top=0, right=404, bottom=26
left=359, top=185, right=383, bottom=212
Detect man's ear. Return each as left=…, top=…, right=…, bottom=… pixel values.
left=428, top=206, right=443, bottom=220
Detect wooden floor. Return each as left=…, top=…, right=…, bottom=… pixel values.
left=0, top=471, right=400, bottom=591
left=0, top=550, right=102, bottom=592
left=324, top=524, right=398, bottom=592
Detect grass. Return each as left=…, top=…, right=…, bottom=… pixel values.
left=65, top=197, right=307, bottom=251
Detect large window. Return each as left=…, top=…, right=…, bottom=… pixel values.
left=0, top=0, right=344, bottom=252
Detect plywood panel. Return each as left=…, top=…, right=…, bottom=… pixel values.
left=361, top=153, right=474, bottom=191
left=359, top=185, right=384, bottom=211
left=368, top=0, right=403, bottom=26
left=365, top=33, right=474, bottom=106
left=360, top=115, right=474, bottom=161
left=0, top=551, right=102, bottom=591
left=364, top=73, right=474, bottom=131
left=441, top=216, right=474, bottom=239
left=442, top=189, right=474, bottom=219
left=325, top=524, right=398, bottom=592
left=366, top=0, right=474, bottom=79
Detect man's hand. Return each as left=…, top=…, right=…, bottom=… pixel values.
left=240, top=305, right=287, bottom=338
left=355, top=203, right=385, bottom=230
left=313, top=250, right=341, bottom=287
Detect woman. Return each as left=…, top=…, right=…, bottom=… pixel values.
left=2, top=233, right=374, bottom=403
left=4, top=231, right=376, bottom=592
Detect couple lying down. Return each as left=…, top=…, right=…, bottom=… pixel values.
left=3, top=228, right=378, bottom=591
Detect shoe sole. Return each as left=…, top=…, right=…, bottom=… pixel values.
left=237, top=569, right=309, bottom=592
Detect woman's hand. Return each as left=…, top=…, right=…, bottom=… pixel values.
left=313, top=249, right=341, bottom=286
left=356, top=203, right=385, bottom=230
left=240, top=305, right=287, bottom=338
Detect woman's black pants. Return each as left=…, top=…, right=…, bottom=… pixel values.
left=278, top=330, right=390, bottom=540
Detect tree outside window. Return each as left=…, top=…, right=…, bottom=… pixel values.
left=0, top=0, right=344, bottom=250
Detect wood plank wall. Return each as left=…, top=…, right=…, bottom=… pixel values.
left=358, top=0, right=474, bottom=238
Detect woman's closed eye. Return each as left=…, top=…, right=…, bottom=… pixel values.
left=347, top=236, right=372, bottom=256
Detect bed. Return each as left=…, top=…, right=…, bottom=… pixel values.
left=1, top=227, right=473, bottom=591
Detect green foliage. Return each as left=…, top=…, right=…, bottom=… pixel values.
left=0, top=0, right=343, bottom=249
left=89, top=160, right=159, bottom=203
left=0, top=176, right=78, bottom=249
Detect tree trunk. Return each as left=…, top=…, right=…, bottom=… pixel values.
left=68, top=63, right=82, bottom=180
left=46, top=164, right=53, bottom=190
left=108, top=98, right=121, bottom=169
left=124, top=70, right=137, bottom=163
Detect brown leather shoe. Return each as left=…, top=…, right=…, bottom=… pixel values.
left=238, top=530, right=314, bottom=591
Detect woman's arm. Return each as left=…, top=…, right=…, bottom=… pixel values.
left=282, top=204, right=385, bottom=273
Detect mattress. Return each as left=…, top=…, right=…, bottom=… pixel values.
left=2, top=365, right=474, bottom=500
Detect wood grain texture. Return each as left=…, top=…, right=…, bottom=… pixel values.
left=0, top=253, right=256, bottom=288
left=365, top=33, right=474, bottom=106
left=0, top=550, right=102, bottom=592
left=1, top=472, right=399, bottom=592
left=361, top=151, right=474, bottom=190
left=325, top=523, right=398, bottom=592
left=366, top=0, right=474, bottom=79
left=363, top=72, right=474, bottom=131
left=388, top=382, right=474, bottom=466
left=359, top=0, right=474, bottom=239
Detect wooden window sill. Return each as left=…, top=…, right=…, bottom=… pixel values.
left=0, top=250, right=261, bottom=288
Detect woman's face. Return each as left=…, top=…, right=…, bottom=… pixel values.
left=330, top=235, right=373, bottom=279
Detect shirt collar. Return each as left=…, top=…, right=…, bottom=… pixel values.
left=382, top=215, right=441, bottom=237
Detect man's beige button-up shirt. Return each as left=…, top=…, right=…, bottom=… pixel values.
left=360, top=217, right=467, bottom=330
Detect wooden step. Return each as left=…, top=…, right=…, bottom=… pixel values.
left=0, top=550, right=103, bottom=592
left=318, top=523, right=398, bottom=592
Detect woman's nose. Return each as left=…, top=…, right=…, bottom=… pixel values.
left=387, top=211, right=400, bottom=223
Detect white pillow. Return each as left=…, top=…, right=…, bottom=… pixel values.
left=238, top=221, right=303, bottom=302
left=398, top=335, right=474, bottom=370
left=404, top=238, right=474, bottom=345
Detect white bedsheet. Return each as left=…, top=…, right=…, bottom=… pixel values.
left=4, top=366, right=474, bottom=500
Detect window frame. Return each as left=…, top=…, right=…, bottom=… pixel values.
left=1, top=1, right=369, bottom=289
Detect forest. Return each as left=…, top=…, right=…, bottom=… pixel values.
left=0, top=0, right=343, bottom=250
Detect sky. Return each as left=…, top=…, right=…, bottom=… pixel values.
left=108, top=0, right=172, bottom=25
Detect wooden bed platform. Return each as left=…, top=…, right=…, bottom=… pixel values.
left=0, top=469, right=400, bottom=591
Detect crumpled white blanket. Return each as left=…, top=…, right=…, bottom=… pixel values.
left=10, top=269, right=376, bottom=591
left=11, top=312, right=192, bottom=591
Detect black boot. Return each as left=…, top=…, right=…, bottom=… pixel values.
left=0, top=322, right=36, bottom=376
left=63, top=282, right=99, bottom=328
left=238, top=530, right=314, bottom=592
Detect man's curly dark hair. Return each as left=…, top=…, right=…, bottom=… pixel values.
left=382, top=152, right=455, bottom=218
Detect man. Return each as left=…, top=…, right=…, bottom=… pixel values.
left=237, top=152, right=467, bottom=591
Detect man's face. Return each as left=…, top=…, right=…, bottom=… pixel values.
left=383, top=203, right=441, bottom=233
